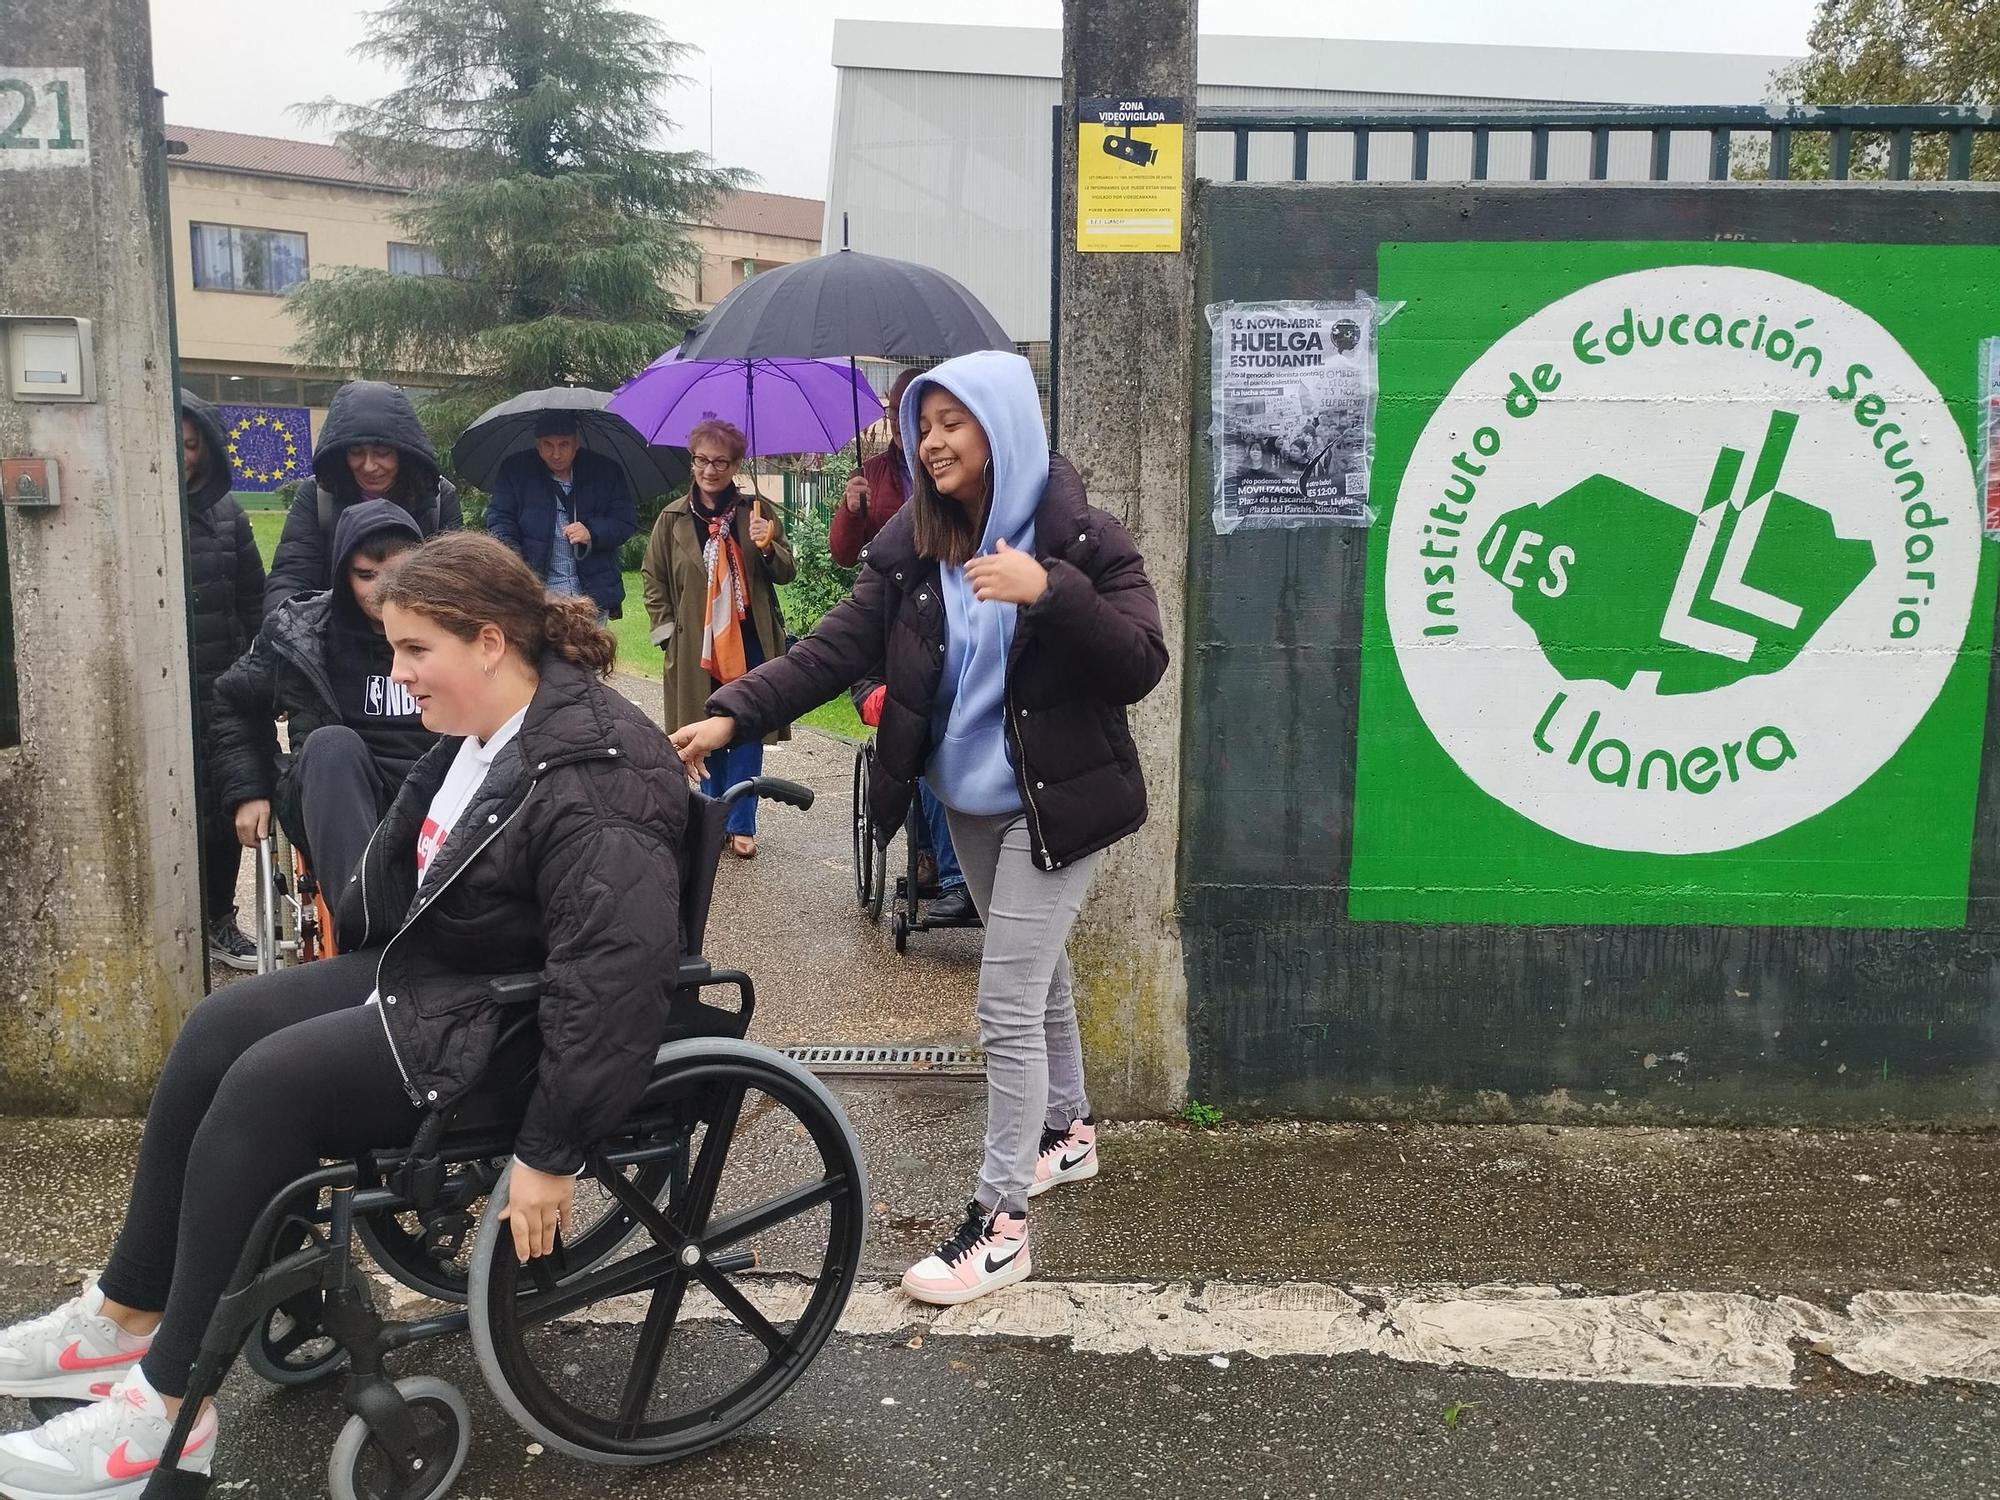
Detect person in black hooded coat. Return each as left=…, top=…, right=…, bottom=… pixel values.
left=211, top=500, right=441, bottom=893
left=180, top=390, right=267, bottom=969
left=263, top=381, right=462, bottom=616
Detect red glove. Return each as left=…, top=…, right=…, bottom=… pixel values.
left=860, top=685, right=887, bottom=728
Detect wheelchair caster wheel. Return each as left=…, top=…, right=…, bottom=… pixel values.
left=328, top=1375, right=471, bottom=1500
left=894, top=911, right=910, bottom=953
left=244, top=1216, right=372, bottom=1388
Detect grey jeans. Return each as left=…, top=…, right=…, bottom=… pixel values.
left=946, top=809, right=1102, bottom=1216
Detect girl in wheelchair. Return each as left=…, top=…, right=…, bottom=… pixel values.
left=0, top=533, right=688, bottom=1499
left=673, top=349, right=1168, bottom=1308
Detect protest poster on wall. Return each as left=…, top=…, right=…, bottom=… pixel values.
left=1207, top=299, right=1386, bottom=534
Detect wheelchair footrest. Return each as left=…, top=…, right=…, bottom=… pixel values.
left=140, top=1467, right=213, bottom=1499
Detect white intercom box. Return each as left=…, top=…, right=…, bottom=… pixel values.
left=4, top=318, right=96, bottom=402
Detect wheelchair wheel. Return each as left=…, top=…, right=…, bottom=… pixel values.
left=359, top=1154, right=679, bottom=1305
left=850, top=742, right=872, bottom=907
left=327, top=1375, right=470, bottom=1500
left=468, top=1039, right=867, bottom=1466
left=245, top=1208, right=372, bottom=1388
left=852, top=744, right=887, bottom=921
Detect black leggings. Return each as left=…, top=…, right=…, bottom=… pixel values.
left=96, top=953, right=421, bottom=1397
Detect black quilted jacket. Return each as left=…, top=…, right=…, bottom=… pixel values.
left=710, top=454, right=1167, bottom=872
left=334, top=657, right=689, bottom=1174
left=181, top=391, right=264, bottom=698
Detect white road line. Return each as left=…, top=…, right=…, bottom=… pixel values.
left=371, top=1271, right=2000, bottom=1391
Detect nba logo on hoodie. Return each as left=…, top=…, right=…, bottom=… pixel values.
left=366, top=675, right=418, bottom=717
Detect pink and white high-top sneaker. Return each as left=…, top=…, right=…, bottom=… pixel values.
left=1029, top=1116, right=1098, bottom=1199
left=900, top=1201, right=1031, bottom=1306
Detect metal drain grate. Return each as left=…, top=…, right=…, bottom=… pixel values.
left=780, top=1044, right=985, bottom=1077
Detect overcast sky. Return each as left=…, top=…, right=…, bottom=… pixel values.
left=148, top=1, right=1820, bottom=201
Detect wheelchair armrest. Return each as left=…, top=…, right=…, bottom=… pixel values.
left=676, top=956, right=713, bottom=989
left=488, top=973, right=543, bottom=1006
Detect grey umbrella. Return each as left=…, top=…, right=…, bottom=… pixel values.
left=675, top=248, right=1013, bottom=363
left=450, top=386, right=690, bottom=498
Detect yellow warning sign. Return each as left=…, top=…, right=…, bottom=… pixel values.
left=1076, top=96, right=1184, bottom=253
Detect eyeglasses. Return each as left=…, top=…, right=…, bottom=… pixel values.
left=691, top=455, right=738, bottom=470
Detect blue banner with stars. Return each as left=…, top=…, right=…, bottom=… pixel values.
left=217, top=404, right=311, bottom=492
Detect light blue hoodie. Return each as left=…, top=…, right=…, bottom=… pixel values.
left=900, top=351, right=1050, bottom=817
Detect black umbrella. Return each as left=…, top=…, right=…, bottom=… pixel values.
left=450, top=386, right=690, bottom=499
left=678, top=245, right=1013, bottom=489
left=675, top=248, right=1013, bottom=363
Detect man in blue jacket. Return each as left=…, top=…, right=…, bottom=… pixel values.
left=485, top=412, right=638, bottom=622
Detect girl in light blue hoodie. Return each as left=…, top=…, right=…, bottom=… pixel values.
left=677, top=350, right=1169, bottom=1306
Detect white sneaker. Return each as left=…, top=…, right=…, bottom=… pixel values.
left=900, top=1201, right=1031, bottom=1306
left=0, top=1367, right=216, bottom=1499
left=0, top=1288, right=151, bottom=1402
left=1028, top=1116, right=1099, bottom=1199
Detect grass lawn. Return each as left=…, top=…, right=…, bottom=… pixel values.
left=610, top=572, right=864, bottom=741
left=248, top=507, right=862, bottom=740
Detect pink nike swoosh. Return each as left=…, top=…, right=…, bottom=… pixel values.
left=102, top=1424, right=210, bottom=1481
left=104, top=1442, right=156, bottom=1481
left=57, top=1341, right=139, bottom=1373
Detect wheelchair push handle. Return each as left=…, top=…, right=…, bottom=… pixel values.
left=720, top=775, right=814, bottom=812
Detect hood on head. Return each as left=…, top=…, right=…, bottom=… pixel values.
left=311, top=380, right=441, bottom=495
left=900, top=351, right=1049, bottom=555
left=329, top=498, right=424, bottom=626
left=178, top=388, right=232, bottom=506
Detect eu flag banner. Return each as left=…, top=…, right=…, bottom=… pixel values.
left=218, top=405, right=311, bottom=492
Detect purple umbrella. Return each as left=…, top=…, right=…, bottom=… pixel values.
left=608, top=346, right=884, bottom=458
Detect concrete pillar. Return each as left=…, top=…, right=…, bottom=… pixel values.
left=0, top=0, right=202, bottom=1111
left=1056, top=0, right=1195, bottom=1116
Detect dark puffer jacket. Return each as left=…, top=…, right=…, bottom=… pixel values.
left=265, top=381, right=463, bottom=615
left=710, top=454, right=1167, bottom=872
left=181, top=391, right=265, bottom=698
left=335, top=657, right=690, bottom=1174
left=208, top=502, right=439, bottom=818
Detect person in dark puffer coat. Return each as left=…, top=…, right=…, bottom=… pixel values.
left=672, top=350, right=1167, bottom=1311
left=263, top=380, right=462, bottom=616
left=0, top=534, right=688, bottom=1484
left=180, top=389, right=266, bottom=970
left=209, top=501, right=440, bottom=894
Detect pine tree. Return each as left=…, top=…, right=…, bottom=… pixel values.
left=286, top=0, right=745, bottom=445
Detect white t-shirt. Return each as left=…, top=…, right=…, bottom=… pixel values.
left=366, top=706, right=528, bottom=1008
left=417, top=706, right=528, bottom=883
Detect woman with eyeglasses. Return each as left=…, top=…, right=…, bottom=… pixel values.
left=640, top=419, right=796, bottom=857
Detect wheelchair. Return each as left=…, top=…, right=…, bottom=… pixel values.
left=850, top=738, right=981, bottom=954
left=253, top=825, right=333, bottom=973
left=118, top=775, right=869, bottom=1499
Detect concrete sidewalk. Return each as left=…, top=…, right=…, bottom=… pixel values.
left=7, top=1088, right=1997, bottom=1306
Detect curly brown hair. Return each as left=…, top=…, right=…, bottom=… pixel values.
left=375, top=531, right=616, bottom=677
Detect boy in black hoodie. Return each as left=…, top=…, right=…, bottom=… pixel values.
left=210, top=501, right=440, bottom=895
left=180, top=391, right=267, bottom=970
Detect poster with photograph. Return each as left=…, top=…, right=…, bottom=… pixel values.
left=1981, top=337, right=2000, bottom=535
left=1208, top=299, right=1383, bottom=534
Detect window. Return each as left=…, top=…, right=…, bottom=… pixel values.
left=300, top=379, right=343, bottom=408
left=388, top=242, right=445, bottom=277
left=216, top=373, right=256, bottom=405
left=189, top=223, right=308, bottom=294
left=257, top=376, right=301, bottom=405
left=179, top=372, right=218, bottom=402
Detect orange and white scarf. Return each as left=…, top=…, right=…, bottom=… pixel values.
left=698, top=494, right=749, bottom=684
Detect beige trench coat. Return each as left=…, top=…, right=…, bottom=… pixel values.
left=640, top=489, right=796, bottom=742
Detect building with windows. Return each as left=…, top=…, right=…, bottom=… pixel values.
left=164, top=125, right=822, bottom=481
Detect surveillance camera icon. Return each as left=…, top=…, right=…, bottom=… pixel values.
left=1102, top=127, right=1158, bottom=167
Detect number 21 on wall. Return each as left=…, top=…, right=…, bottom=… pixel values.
left=0, top=71, right=88, bottom=166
